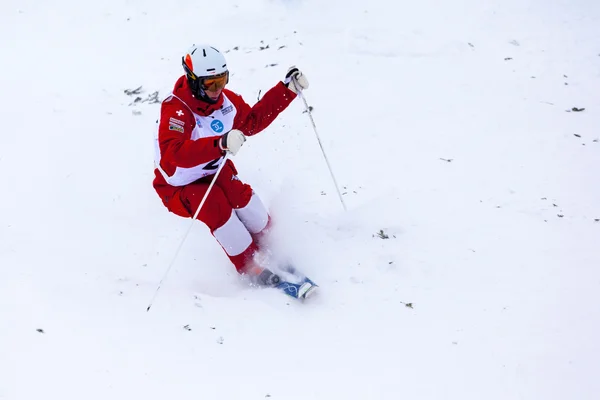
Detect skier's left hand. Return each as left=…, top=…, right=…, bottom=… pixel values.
left=219, top=129, right=246, bottom=156
left=284, top=66, right=309, bottom=94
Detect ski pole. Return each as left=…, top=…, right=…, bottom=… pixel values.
left=146, top=153, right=230, bottom=312
left=297, top=90, right=347, bottom=211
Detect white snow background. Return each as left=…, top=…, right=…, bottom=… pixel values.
left=1, top=0, right=599, bottom=399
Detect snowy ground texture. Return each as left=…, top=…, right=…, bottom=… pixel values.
left=1, top=0, right=600, bottom=399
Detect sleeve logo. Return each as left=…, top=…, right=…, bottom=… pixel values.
left=169, top=124, right=184, bottom=133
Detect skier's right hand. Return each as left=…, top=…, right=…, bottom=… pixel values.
left=219, top=129, right=246, bottom=156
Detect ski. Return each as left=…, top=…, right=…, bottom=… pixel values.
left=276, top=277, right=318, bottom=300
left=274, top=266, right=319, bottom=300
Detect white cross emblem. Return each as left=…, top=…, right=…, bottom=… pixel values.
left=176, top=110, right=184, bottom=116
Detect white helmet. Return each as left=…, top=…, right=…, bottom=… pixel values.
left=182, top=44, right=229, bottom=103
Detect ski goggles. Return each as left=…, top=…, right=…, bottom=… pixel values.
left=201, top=72, right=229, bottom=91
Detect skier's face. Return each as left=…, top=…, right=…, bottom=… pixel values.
left=201, top=72, right=227, bottom=102
left=205, top=88, right=223, bottom=101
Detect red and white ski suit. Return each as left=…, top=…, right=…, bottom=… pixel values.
left=153, top=76, right=296, bottom=272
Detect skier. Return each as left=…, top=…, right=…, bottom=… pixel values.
left=153, top=44, right=309, bottom=287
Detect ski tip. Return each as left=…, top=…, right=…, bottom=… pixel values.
left=298, top=281, right=319, bottom=300
left=304, top=285, right=319, bottom=300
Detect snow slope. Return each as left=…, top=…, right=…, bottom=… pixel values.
left=1, top=0, right=599, bottom=399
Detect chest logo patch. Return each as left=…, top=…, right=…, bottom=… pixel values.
left=211, top=120, right=225, bottom=133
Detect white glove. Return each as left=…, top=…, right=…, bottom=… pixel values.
left=219, top=129, right=246, bottom=155
left=284, top=66, right=309, bottom=94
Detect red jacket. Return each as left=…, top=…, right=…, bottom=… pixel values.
left=153, top=76, right=296, bottom=210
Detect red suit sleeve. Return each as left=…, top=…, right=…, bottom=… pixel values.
left=157, top=98, right=223, bottom=170
left=226, top=82, right=297, bottom=136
